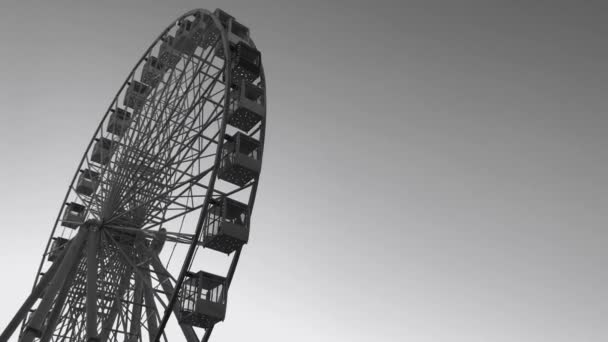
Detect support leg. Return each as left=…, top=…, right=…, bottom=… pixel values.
left=141, top=266, right=158, bottom=342
left=39, top=267, right=76, bottom=342
left=86, top=227, right=100, bottom=342
left=149, top=255, right=199, bottom=342
left=201, top=325, right=214, bottom=342
left=98, top=263, right=132, bottom=342
left=128, top=265, right=144, bottom=342
left=0, top=251, right=64, bottom=342
left=20, top=230, right=87, bottom=342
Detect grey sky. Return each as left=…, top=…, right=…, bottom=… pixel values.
left=0, top=1, right=606, bottom=341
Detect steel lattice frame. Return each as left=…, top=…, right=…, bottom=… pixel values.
left=1, top=8, right=265, bottom=342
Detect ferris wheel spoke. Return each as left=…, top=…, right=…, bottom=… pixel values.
left=110, top=97, right=222, bottom=209
left=98, top=267, right=133, bottom=342
left=55, top=263, right=86, bottom=341
left=190, top=52, right=223, bottom=73
left=167, top=150, right=217, bottom=167
left=116, top=55, right=224, bottom=188
left=148, top=168, right=215, bottom=211
left=128, top=279, right=144, bottom=342
left=132, top=118, right=225, bottom=223
left=21, top=230, right=87, bottom=342
left=111, top=117, right=224, bottom=218
left=98, top=54, right=202, bottom=210
left=111, top=159, right=200, bottom=202
left=138, top=45, right=200, bottom=128
left=127, top=252, right=158, bottom=342
left=142, top=279, right=159, bottom=342
left=114, top=293, right=132, bottom=341
left=0, top=250, right=66, bottom=340
left=105, top=164, right=214, bottom=227
left=148, top=257, right=200, bottom=342
left=141, top=185, right=213, bottom=229
left=109, top=73, right=225, bottom=214
left=106, top=226, right=197, bottom=246
left=116, top=44, right=217, bottom=173
left=103, top=231, right=173, bottom=313
left=90, top=235, right=136, bottom=342
left=145, top=201, right=206, bottom=231
left=107, top=107, right=218, bottom=222
left=120, top=117, right=206, bottom=156
left=97, top=245, right=130, bottom=328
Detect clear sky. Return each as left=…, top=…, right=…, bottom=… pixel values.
left=0, top=1, right=606, bottom=341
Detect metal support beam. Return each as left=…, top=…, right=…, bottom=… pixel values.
left=39, top=268, right=76, bottom=342
left=98, top=261, right=132, bottom=342
left=141, top=266, right=158, bottom=342
left=128, top=264, right=144, bottom=342
left=20, top=229, right=87, bottom=342
left=149, top=255, right=198, bottom=342
left=0, top=250, right=65, bottom=342
left=86, top=226, right=100, bottom=342
left=201, top=325, right=214, bottom=342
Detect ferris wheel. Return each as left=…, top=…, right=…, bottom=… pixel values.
left=1, top=8, right=265, bottom=342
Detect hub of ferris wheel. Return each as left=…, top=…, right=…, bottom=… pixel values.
left=1, top=8, right=266, bottom=342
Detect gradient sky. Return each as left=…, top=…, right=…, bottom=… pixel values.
left=0, top=1, right=607, bottom=341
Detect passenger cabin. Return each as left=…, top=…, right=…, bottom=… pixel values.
left=214, top=8, right=235, bottom=28
left=227, top=20, right=250, bottom=46
left=213, top=9, right=249, bottom=45
left=193, top=13, right=220, bottom=49
left=214, top=18, right=251, bottom=58
left=62, top=202, right=86, bottom=228
left=107, top=108, right=132, bottom=136
left=228, top=80, right=265, bottom=132
left=218, top=132, right=261, bottom=186
left=178, top=271, right=227, bottom=328
left=91, top=138, right=114, bottom=165
left=196, top=9, right=250, bottom=53
left=75, top=169, right=100, bottom=196
left=141, top=56, right=165, bottom=88
left=48, top=237, right=68, bottom=262
left=158, top=35, right=181, bottom=69
left=174, top=18, right=198, bottom=55
left=203, top=9, right=234, bottom=50
left=203, top=197, right=250, bottom=254
left=124, top=81, right=150, bottom=111
left=230, top=42, right=261, bottom=84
